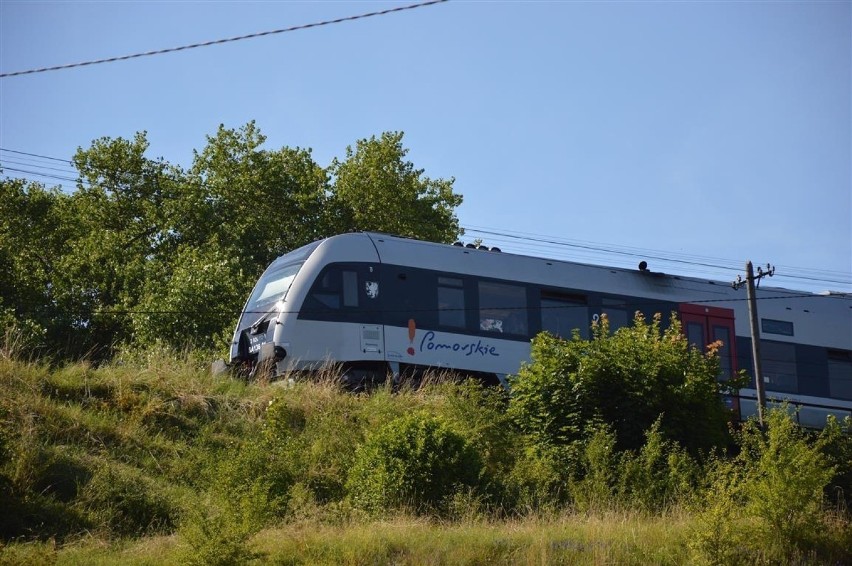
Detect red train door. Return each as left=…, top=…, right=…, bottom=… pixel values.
left=679, top=303, right=740, bottom=419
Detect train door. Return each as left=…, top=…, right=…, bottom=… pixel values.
left=679, top=304, right=740, bottom=418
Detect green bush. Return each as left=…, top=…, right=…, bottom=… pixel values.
left=178, top=494, right=261, bottom=566
left=570, top=419, right=701, bottom=513
left=819, top=414, right=852, bottom=512
left=569, top=426, right=619, bottom=512
left=347, top=413, right=483, bottom=515
left=505, top=444, right=575, bottom=512
left=508, top=313, right=731, bottom=455
left=691, top=409, right=846, bottom=564
left=419, top=380, right=519, bottom=507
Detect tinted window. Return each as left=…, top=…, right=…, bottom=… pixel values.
left=713, top=325, right=733, bottom=381
left=438, top=277, right=466, bottom=328
left=761, top=341, right=798, bottom=393
left=762, top=319, right=794, bottom=337
left=686, top=322, right=705, bottom=350
left=301, top=264, right=378, bottom=323
left=343, top=270, right=359, bottom=307
left=828, top=351, right=852, bottom=401
left=479, top=281, right=528, bottom=336
left=541, top=291, right=588, bottom=339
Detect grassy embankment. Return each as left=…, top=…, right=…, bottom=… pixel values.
left=0, top=345, right=849, bottom=565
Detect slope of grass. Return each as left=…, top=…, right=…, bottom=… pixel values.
left=1, top=347, right=849, bottom=565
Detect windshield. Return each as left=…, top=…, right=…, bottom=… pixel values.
left=246, top=262, right=302, bottom=311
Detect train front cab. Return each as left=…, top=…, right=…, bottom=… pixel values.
left=679, top=303, right=740, bottom=420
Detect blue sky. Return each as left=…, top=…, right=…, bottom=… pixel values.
left=1, top=0, right=850, bottom=293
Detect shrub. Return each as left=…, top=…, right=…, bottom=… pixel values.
left=178, top=495, right=261, bottom=566
left=614, top=418, right=701, bottom=512
left=691, top=409, right=844, bottom=564
left=506, top=444, right=575, bottom=512
left=508, top=313, right=731, bottom=455
left=421, top=380, right=519, bottom=506
left=819, top=414, right=852, bottom=512
left=570, top=419, right=702, bottom=513
left=346, top=413, right=483, bottom=515
left=569, top=426, right=619, bottom=512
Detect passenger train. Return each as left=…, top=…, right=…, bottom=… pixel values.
left=226, top=232, right=852, bottom=428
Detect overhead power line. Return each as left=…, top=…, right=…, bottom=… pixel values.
left=0, top=148, right=73, bottom=163
left=462, top=226, right=852, bottom=288
left=0, top=166, right=81, bottom=184
left=0, top=0, right=449, bottom=78
left=1, top=146, right=849, bottom=290
left=0, top=158, right=78, bottom=175
left=11, top=290, right=845, bottom=319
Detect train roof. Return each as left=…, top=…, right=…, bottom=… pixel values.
left=348, top=232, right=851, bottom=350
left=356, top=232, right=827, bottom=296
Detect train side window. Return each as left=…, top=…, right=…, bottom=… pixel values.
left=760, top=340, right=798, bottom=393
left=479, top=281, right=528, bottom=336
left=312, top=270, right=342, bottom=310
left=541, top=291, right=588, bottom=339
left=828, top=350, right=852, bottom=401
left=302, top=264, right=367, bottom=322
left=381, top=267, right=436, bottom=328
left=437, top=277, right=465, bottom=329
left=342, top=270, right=358, bottom=307
left=686, top=322, right=705, bottom=350
left=713, top=325, right=733, bottom=381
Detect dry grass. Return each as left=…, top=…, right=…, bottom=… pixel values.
left=1, top=512, right=694, bottom=565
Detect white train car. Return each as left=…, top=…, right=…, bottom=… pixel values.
left=228, top=232, right=852, bottom=427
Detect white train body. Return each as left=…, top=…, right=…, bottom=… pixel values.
left=230, top=232, right=852, bottom=427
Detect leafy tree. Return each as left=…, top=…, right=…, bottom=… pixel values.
left=0, top=177, right=73, bottom=354
left=48, top=133, right=188, bottom=357
left=328, top=131, right=463, bottom=243
left=188, top=121, right=332, bottom=269
left=131, top=245, right=249, bottom=351
left=508, top=313, right=732, bottom=455
left=1, top=123, right=465, bottom=358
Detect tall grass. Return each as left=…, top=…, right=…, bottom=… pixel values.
left=1, top=342, right=849, bottom=565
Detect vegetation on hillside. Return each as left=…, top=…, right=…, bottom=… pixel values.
left=1, top=319, right=849, bottom=565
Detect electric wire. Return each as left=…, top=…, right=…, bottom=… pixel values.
left=462, top=224, right=852, bottom=283
left=2, top=147, right=849, bottom=290
left=0, top=158, right=79, bottom=175
left=0, top=0, right=449, bottom=78
left=0, top=166, right=82, bottom=184
left=462, top=226, right=852, bottom=288
left=10, top=290, right=846, bottom=318
left=0, top=148, right=72, bottom=163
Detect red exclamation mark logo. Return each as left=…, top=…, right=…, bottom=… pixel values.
left=407, top=319, right=416, bottom=356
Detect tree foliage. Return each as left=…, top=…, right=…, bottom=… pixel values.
left=0, top=178, right=72, bottom=353
left=507, top=312, right=732, bottom=455
left=328, top=131, right=462, bottom=243
left=0, top=123, right=462, bottom=358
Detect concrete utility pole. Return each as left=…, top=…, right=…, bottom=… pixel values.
left=733, top=261, right=774, bottom=427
